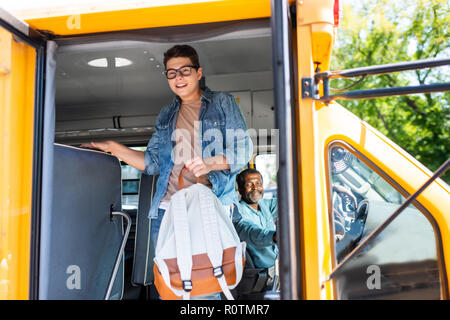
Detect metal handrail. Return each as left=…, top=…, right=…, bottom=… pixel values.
left=307, top=57, right=450, bottom=103
left=315, top=57, right=450, bottom=80
left=321, top=82, right=450, bottom=103
left=105, top=211, right=132, bottom=300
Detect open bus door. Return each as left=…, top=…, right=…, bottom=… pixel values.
left=270, top=0, right=301, bottom=300
left=0, top=8, right=131, bottom=300
left=0, top=8, right=45, bottom=300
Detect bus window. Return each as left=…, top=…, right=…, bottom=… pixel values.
left=121, top=165, right=140, bottom=210
left=255, top=153, right=278, bottom=199
left=120, top=146, right=146, bottom=210
left=328, top=144, right=443, bottom=299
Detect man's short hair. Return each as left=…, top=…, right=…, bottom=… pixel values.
left=163, top=44, right=200, bottom=69
left=236, top=168, right=263, bottom=191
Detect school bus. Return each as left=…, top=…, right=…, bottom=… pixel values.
left=0, top=0, right=449, bottom=300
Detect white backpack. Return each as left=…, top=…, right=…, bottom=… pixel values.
left=153, top=182, right=246, bottom=300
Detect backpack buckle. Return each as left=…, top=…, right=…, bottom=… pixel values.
left=213, top=266, right=223, bottom=278
left=182, top=280, right=192, bottom=292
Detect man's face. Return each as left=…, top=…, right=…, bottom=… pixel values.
left=165, top=57, right=202, bottom=100
left=240, top=173, right=264, bottom=204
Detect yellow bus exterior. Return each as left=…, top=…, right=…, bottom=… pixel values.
left=0, top=24, right=36, bottom=300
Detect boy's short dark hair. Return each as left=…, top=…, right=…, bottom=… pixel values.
left=236, top=168, right=263, bottom=191
left=163, top=45, right=200, bottom=69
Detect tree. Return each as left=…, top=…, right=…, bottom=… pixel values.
left=332, top=0, right=450, bottom=183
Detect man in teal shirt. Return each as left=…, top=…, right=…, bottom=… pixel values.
left=232, top=168, right=278, bottom=273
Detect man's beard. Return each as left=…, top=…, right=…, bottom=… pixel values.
left=243, top=190, right=263, bottom=204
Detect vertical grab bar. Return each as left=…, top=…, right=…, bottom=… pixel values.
left=105, top=211, right=132, bottom=300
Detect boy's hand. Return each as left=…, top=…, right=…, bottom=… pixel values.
left=80, top=141, right=114, bottom=153
left=184, top=157, right=211, bottom=178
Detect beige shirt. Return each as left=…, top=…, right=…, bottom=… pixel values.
left=161, top=99, right=212, bottom=203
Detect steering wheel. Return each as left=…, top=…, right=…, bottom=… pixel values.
left=332, top=185, right=369, bottom=262
left=333, top=184, right=358, bottom=230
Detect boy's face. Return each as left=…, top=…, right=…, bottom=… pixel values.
left=165, top=56, right=203, bottom=101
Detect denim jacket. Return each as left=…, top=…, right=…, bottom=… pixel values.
left=144, top=87, right=253, bottom=219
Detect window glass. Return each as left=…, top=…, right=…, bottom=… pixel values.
left=255, top=153, right=278, bottom=199
left=120, top=146, right=146, bottom=210
left=121, top=164, right=140, bottom=210
left=122, top=165, right=140, bottom=180
left=328, top=145, right=442, bottom=299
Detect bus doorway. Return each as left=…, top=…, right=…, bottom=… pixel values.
left=45, top=19, right=280, bottom=300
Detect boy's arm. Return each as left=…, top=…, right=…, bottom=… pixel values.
left=81, top=141, right=146, bottom=171
left=143, top=127, right=161, bottom=175
left=81, top=112, right=163, bottom=174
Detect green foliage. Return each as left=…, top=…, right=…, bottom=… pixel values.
left=331, top=0, right=450, bottom=183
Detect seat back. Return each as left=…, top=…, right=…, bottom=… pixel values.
left=131, top=173, right=157, bottom=285
left=39, top=144, right=124, bottom=299
left=234, top=250, right=269, bottom=298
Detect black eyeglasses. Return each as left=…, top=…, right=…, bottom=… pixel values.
left=164, top=65, right=199, bottom=79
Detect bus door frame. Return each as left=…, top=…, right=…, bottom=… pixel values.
left=0, top=8, right=47, bottom=300
left=270, top=0, right=302, bottom=300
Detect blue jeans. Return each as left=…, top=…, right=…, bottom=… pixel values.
left=151, top=208, right=221, bottom=300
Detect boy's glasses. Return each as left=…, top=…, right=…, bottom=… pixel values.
left=164, top=65, right=199, bottom=79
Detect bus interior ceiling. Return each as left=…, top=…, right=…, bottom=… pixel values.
left=54, top=21, right=276, bottom=148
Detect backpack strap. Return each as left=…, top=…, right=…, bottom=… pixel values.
left=198, top=187, right=235, bottom=300
left=171, top=189, right=193, bottom=300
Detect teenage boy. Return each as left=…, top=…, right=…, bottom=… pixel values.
left=82, top=45, right=253, bottom=299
